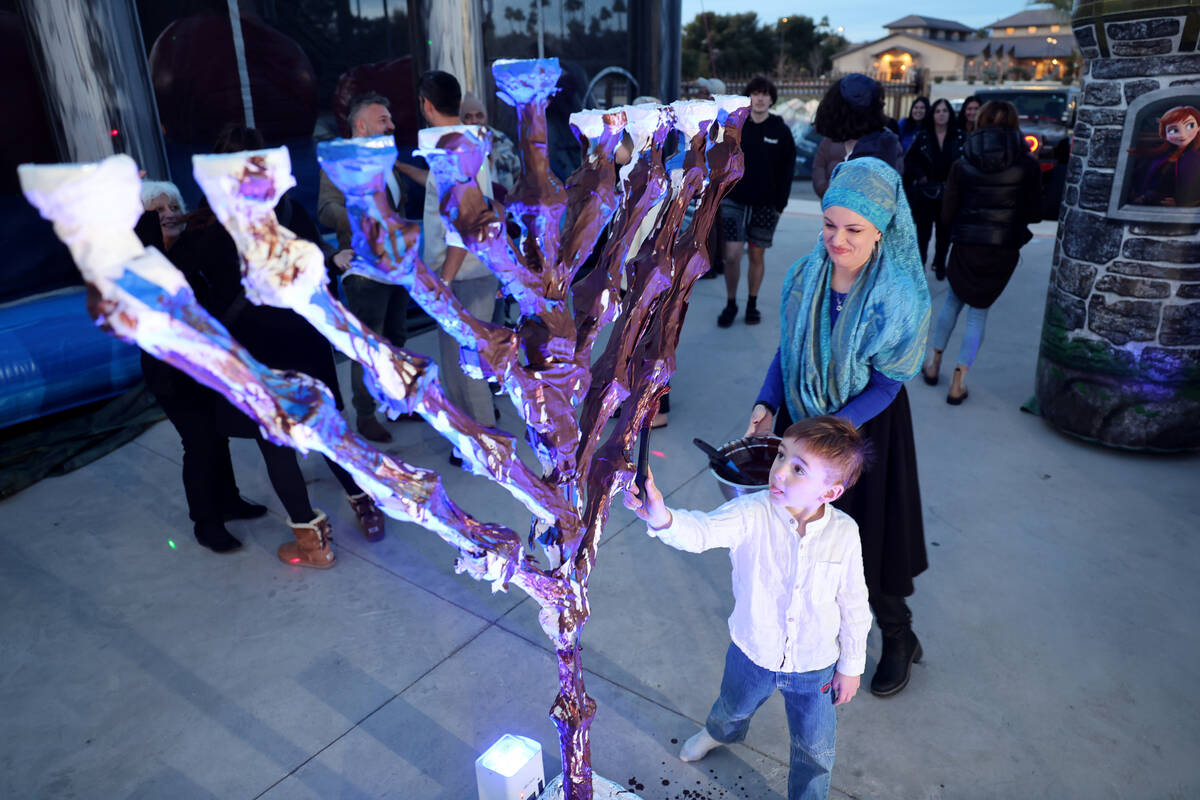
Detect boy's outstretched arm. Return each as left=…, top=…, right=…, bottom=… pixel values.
left=622, top=469, right=672, bottom=529
left=831, top=672, right=860, bottom=706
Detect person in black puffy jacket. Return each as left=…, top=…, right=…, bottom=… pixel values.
left=920, top=101, right=1042, bottom=404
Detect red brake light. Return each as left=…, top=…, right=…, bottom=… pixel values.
left=1024, top=134, right=1040, bottom=154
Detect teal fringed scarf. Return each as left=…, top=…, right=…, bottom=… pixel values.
left=780, top=157, right=931, bottom=420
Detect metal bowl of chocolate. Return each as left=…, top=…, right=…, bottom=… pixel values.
left=705, top=435, right=781, bottom=502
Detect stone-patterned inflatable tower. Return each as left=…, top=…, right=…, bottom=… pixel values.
left=1036, top=0, right=1200, bottom=450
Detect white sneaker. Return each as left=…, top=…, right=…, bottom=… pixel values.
left=679, top=728, right=721, bottom=762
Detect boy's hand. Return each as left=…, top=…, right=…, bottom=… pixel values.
left=831, top=671, right=859, bottom=706
left=622, top=468, right=671, bottom=530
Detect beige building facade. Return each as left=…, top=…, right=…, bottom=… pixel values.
left=833, top=10, right=1076, bottom=83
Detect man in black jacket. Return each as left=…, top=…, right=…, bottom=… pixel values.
left=717, top=75, right=796, bottom=327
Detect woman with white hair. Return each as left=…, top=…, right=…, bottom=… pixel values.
left=134, top=180, right=269, bottom=554
left=140, top=180, right=187, bottom=251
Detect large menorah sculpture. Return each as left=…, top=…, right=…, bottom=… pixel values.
left=20, top=58, right=747, bottom=800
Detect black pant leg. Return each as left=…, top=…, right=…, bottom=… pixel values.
left=211, top=439, right=242, bottom=508
left=931, top=198, right=950, bottom=270
left=869, top=594, right=913, bottom=638
left=153, top=383, right=228, bottom=525
left=914, top=201, right=933, bottom=266
left=323, top=455, right=360, bottom=495
left=254, top=438, right=316, bottom=523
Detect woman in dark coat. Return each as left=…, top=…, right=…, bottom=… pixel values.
left=173, top=124, right=384, bottom=566
left=169, top=191, right=386, bottom=565
left=748, top=157, right=932, bottom=697
left=897, top=96, right=929, bottom=153
left=903, top=98, right=965, bottom=280
left=921, top=101, right=1042, bottom=403
left=135, top=189, right=269, bottom=554
left=958, top=95, right=982, bottom=134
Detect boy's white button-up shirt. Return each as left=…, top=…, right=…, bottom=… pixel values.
left=649, top=491, right=871, bottom=676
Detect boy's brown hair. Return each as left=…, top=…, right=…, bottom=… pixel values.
left=781, top=416, right=871, bottom=489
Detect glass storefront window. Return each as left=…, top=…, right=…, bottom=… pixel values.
left=1, top=0, right=77, bottom=302
left=483, top=0, right=634, bottom=180
left=136, top=0, right=415, bottom=222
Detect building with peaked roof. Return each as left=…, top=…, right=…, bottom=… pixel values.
left=833, top=9, right=1076, bottom=83
left=883, top=15, right=977, bottom=41
left=990, top=9, right=1071, bottom=31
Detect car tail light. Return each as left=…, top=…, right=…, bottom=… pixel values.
left=1024, top=134, right=1040, bottom=154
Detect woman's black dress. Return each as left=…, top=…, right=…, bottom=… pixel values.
left=774, top=387, right=927, bottom=598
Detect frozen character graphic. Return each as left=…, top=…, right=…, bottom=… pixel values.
left=1130, top=105, right=1200, bottom=207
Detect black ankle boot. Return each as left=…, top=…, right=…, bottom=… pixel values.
left=869, top=594, right=922, bottom=696
left=871, top=629, right=922, bottom=696
left=222, top=496, right=268, bottom=521
left=194, top=521, right=243, bottom=553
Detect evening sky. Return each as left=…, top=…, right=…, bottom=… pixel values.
left=681, top=1, right=1012, bottom=47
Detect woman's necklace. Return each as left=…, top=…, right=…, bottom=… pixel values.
left=831, top=288, right=847, bottom=312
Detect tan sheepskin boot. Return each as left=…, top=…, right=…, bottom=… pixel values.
left=278, top=510, right=336, bottom=569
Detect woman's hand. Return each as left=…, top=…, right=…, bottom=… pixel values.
left=622, top=469, right=671, bottom=530
left=332, top=249, right=354, bottom=272
left=746, top=403, right=775, bottom=437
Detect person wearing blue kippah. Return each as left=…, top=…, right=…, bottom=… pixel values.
left=812, top=74, right=905, bottom=199
left=747, top=157, right=932, bottom=697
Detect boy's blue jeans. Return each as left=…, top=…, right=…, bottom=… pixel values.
left=705, top=643, right=838, bottom=800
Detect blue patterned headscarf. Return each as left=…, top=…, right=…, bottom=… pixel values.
left=780, top=157, right=930, bottom=420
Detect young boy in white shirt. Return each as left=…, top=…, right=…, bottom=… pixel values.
left=624, top=416, right=872, bottom=800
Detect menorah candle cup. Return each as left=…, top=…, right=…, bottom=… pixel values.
left=18, top=156, right=146, bottom=280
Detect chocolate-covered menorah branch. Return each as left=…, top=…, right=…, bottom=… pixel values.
left=17, top=156, right=532, bottom=585
left=21, top=57, right=746, bottom=800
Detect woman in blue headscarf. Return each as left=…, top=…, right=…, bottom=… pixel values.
left=747, top=157, right=932, bottom=697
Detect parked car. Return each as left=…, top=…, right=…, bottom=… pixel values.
left=974, top=87, right=1080, bottom=219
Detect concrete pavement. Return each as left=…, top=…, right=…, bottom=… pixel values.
left=2, top=188, right=1198, bottom=799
